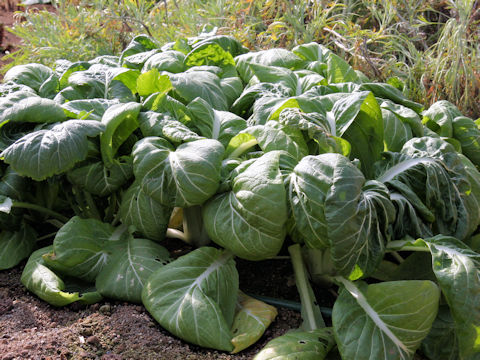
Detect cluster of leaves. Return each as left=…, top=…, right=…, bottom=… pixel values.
left=1, top=32, right=480, bottom=359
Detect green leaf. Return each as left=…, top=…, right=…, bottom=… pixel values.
left=187, top=97, right=247, bottom=147
left=421, top=305, right=459, bottom=360
left=95, top=237, right=171, bottom=303
left=136, top=68, right=173, bottom=97
left=326, top=53, right=359, bottom=84
left=118, top=182, right=172, bottom=242
left=21, top=246, right=102, bottom=307
left=142, top=247, right=238, bottom=351
left=0, top=97, right=66, bottom=126
left=4, top=64, right=54, bottom=92
left=120, top=35, right=158, bottom=60
left=143, top=50, right=186, bottom=73
left=100, top=102, right=142, bottom=166
left=331, top=91, right=383, bottom=179
left=67, top=156, right=133, bottom=197
left=235, top=48, right=304, bottom=83
left=203, top=151, right=287, bottom=260
left=423, top=235, right=480, bottom=358
left=133, top=138, right=224, bottom=207
left=62, top=99, right=118, bottom=121
left=422, top=100, right=463, bottom=137
left=333, top=279, right=440, bottom=360
left=138, top=111, right=202, bottom=143
left=254, top=329, right=335, bottom=360
left=230, top=292, right=278, bottom=353
left=0, top=224, right=37, bottom=270
left=170, top=71, right=229, bottom=110
left=185, top=43, right=236, bottom=74
left=1, top=120, right=105, bottom=181
left=43, top=217, right=118, bottom=282
left=452, top=116, right=480, bottom=167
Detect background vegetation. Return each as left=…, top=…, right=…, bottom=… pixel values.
left=2, top=0, right=480, bottom=117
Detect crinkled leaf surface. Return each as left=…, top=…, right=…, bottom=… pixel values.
left=118, top=182, right=172, bottom=242
left=96, top=237, right=171, bottom=303
left=203, top=151, right=287, bottom=260
left=1, top=120, right=105, bottom=181
left=333, top=280, right=440, bottom=360
left=254, top=328, right=335, bottom=360
left=0, top=223, right=37, bottom=270
left=230, top=292, right=278, bottom=353
left=423, top=235, right=480, bottom=358
left=143, top=51, right=186, bottom=73
left=67, top=156, right=133, bottom=196
left=21, top=246, right=102, bottom=307
left=142, top=247, right=238, bottom=351
left=133, top=137, right=224, bottom=207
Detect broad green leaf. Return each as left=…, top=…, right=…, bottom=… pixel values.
left=382, top=107, right=413, bottom=152
left=21, top=246, right=102, bottom=307
left=62, top=99, right=118, bottom=121
left=452, top=116, right=480, bottom=167
left=67, top=65, right=108, bottom=99
left=360, top=83, right=423, bottom=113
left=122, top=49, right=160, bottom=69
left=95, top=237, right=171, bottom=303
left=293, top=42, right=330, bottom=63
left=57, top=61, right=91, bottom=90
left=4, top=64, right=54, bottom=92
left=100, top=102, right=142, bottom=166
left=142, top=50, right=186, bottom=73
left=185, top=43, right=236, bottom=75
left=120, top=35, right=158, bottom=60
left=43, top=217, right=118, bottom=282
left=187, top=97, right=247, bottom=147
left=192, top=35, right=248, bottom=57
left=326, top=53, right=358, bottom=84
left=170, top=71, right=229, bottom=110
left=1, top=120, right=105, bottom=181
left=0, top=81, right=36, bottom=96
left=242, top=121, right=309, bottom=161
left=423, top=235, right=480, bottom=358
left=421, top=305, right=459, bottom=360
left=133, top=138, right=224, bottom=207
left=220, top=76, right=244, bottom=108
left=333, top=279, right=440, bottom=360
left=254, top=329, right=335, bottom=360
left=422, top=100, right=463, bottom=137
left=230, top=292, right=278, bottom=353
left=136, top=68, right=173, bottom=97
left=235, top=49, right=304, bottom=83
left=0, top=224, right=37, bottom=270
left=0, top=97, right=66, bottom=125
left=0, top=167, right=29, bottom=200
left=118, top=182, right=172, bottom=242
left=331, top=91, right=383, bottom=178
left=67, top=156, right=133, bottom=197
left=289, top=154, right=394, bottom=278
left=105, top=68, right=140, bottom=102
left=138, top=111, right=202, bottom=143
left=142, top=247, right=238, bottom=351
left=203, top=151, right=287, bottom=261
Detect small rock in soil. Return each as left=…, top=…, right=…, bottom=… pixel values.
left=1, top=353, right=15, bottom=360
left=86, top=335, right=101, bottom=346
left=0, top=298, right=13, bottom=315
left=99, top=304, right=111, bottom=314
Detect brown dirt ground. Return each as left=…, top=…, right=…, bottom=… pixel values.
left=0, top=244, right=322, bottom=360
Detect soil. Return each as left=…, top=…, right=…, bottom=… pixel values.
left=0, top=239, right=326, bottom=360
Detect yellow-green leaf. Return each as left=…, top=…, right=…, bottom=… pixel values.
left=231, top=292, right=278, bottom=354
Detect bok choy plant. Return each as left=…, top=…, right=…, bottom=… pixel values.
left=1, top=32, right=479, bottom=359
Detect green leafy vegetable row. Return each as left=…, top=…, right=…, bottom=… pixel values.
left=0, top=31, right=479, bottom=359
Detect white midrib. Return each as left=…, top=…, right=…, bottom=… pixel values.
left=212, top=112, right=221, bottom=140
left=337, top=277, right=411, bottom=356
left=376, top=157, right=436, bottom=183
